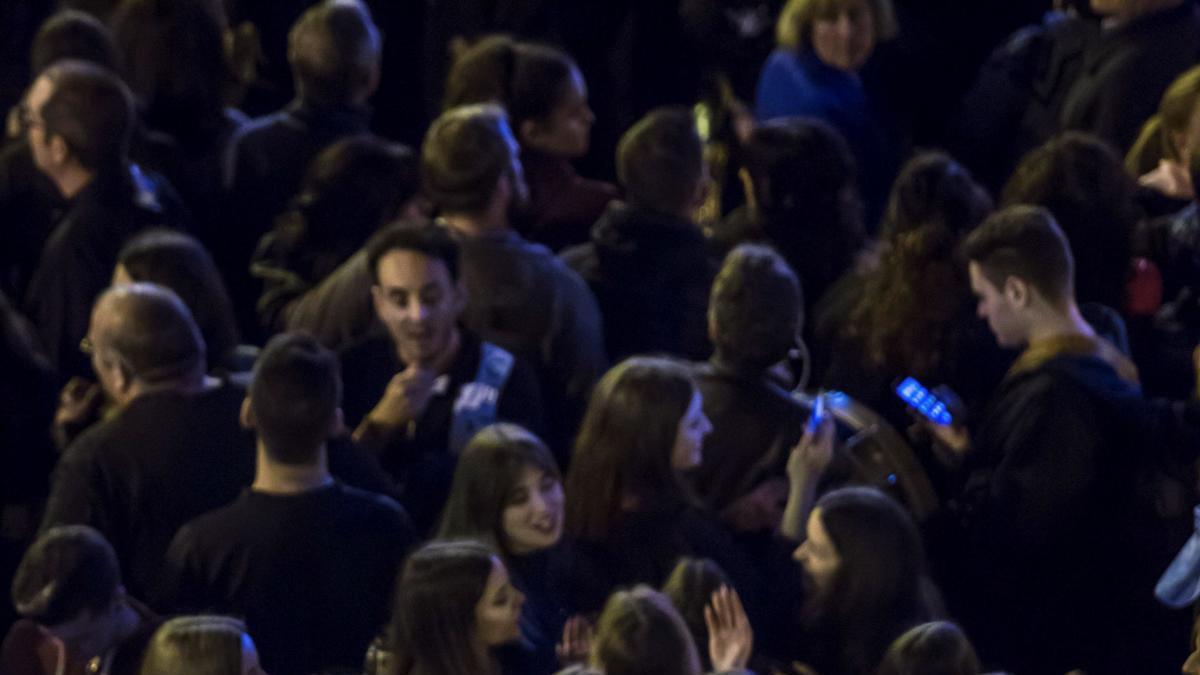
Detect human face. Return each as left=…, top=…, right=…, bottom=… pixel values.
left=1173, top=101, right=1200, bottom=165
left=968, top=261, right=1026, bottom=349
left=811, top=0, right=876, bottom=72
left=84, top=297, right=130, bottom=404
left=671, top=391, right=712, bottom=470
left=502, top=465, right=565, bottom=555
left=22, top=76, right=55, bottom=175
left=241, top=633, right=267, bottom=675
left=474, top=557, right=525, bottom=646
left=793, top=508, right=841, bottom=600
left=371, top=249, right=463, bottom=368
left=522, top=68, right=594, bottom=159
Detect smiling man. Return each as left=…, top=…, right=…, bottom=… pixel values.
left=338, top=219, right=545, bottom=533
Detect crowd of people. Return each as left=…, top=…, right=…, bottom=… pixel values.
left=3, top=0, right=1200, bottom=674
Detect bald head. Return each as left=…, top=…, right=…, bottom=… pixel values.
left=288, top=0, right=381, bottom=106
left=90, top=283, right=206, bottom=388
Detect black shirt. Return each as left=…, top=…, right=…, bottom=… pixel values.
left=162, top=483, right=416, bottom=675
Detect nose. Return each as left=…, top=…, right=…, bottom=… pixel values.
left=406, top=299, right=430, bottom=322
left=792, top=543, right=806, bottom=563
left=836, top=13, right=855, bottom=37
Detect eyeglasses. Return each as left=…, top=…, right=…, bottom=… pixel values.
left=16, top=102, right=43, bottom=133
left=79, top=336, right=94, bottom=355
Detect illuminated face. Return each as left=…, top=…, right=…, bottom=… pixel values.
left=371, top=249, right=463, bottom=368
left=23, top=75, right=55, bottom=176
left=523, top=67, right=594, bottom=159
left=811, top=0, right=876, bottom=72
left=474, top=556, right=525, bottom=646
left=671, top=390, right=712, bottom=470
left=502, top=465, right=565, bottom=555
left=968, top=261, right=1026, bottom=349
left=793, top=508, right=841, bottom=599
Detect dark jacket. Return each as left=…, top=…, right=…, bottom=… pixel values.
left=1059, top=1, right=1200, bottom=152
left=519, top=150, right=617, bottom=252
left=23, top=165, right=186, bottom=382
left=562, top=201, right=714, bottom=362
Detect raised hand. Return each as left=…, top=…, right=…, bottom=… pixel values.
left=556, top=615, right=593, bottom=666
left=705, top=586, right=753, bottom=672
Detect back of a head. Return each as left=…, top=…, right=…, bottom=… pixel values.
left=12, top=525, right=121, bottom=626
left=389, top=540, right=497, bottom=675
left=962, top=204, right=1075, bottom=306
left=882, top=152, right=992, bottom=244
left=617, top=107, right=703, bottom=216
left=289, top=0, right=381, bottom=107
left=139, top=615, right=249, bottom=675
left=438, top=423, right=559, bottom=552
left=39, top=60, right=135, bottom=171
left=592, top=586, right=702, bottom=675
left=110, top=0, right=233, bottom=137
left=30, top=9, right=117, bottom=76
left=661, top=558, right=732, bottom=670
left=294, top=136, right=419, bottom=254
left=99, top=282, right=206, bottom=385
left=118, top=229, right=239, bottom=368
left=876, top=621, right=980, bottom=675
left=421, top=104, right=515, bottom=214
left=250, top=332, right=341, bottom=464
left=1001, top=133, right=1134, bottom=306
left=443, top=35, right=577, bottom=132
left=709, top=243, right=803, bottom=371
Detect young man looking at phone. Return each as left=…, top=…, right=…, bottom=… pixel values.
left=921, top=205, right=1175, bottom=675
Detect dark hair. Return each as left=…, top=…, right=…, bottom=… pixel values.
left=709, top=243, right=803, bottom=371
left=110, top=0, right=234, bottom=146
left=421, top=104, right=517, bottom=214
left=250, top=332, right=342, bottom=464
left=387, top=539, right=499, bottom=675
left=118, top=229, right=239, bottom=371
left=565, top=357, right=698, bottom=541
left=962, top=205, right=1075, bottom=305
left=98, top=283, right=206, bottom=385
left=617, top=107, right=704, bottom=215
left=443, top=35, right=578, bottom=135
left=12, top=525, right=121, bottom=625
left=1001, top=133, right=1135, bottom=308
left=365, top=219, right=460, bottom=285
left=661, top=558, right=732, bottom=672
left=741, top=118, right=865, bottom=305
left=284, top=136, right=420, bottom=269
left=38, top=60, right=134, bottom=170
left=288, top=0, right=381, bottom=106
left=813, top=487, right=934, bottom=674
left=438, top=423, right=561, bottom=556
left=591, top=586, right=702, bottom=675
left=30, top=9, right=117, bottom=75
left=876, top=621, right=981, bottom=675
left=846, top=153, right=992, bottom=375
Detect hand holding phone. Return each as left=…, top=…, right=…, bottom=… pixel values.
left=894, top=377, right=953, bottom=426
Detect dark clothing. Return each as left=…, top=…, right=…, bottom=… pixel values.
left=1059, top=2, right=1200, bottom=152
left=954, top=340, right=1187, bottom=674
left=222, top=100, right=371, bottom=335
left=453, top=227, right=607, bottom=459
left=519, top=150, right=618, bottom=252
left=1, top=609, right=157, bottom=675
left=690, top=359, right=806, bottom=512
left=24, top=166, right=185, bottom=381
left=562, top=201, right=714, bottom=361
left=39, top=383, right=256, bottom=603
left=162, top=483, right=416, bottom=675
left=498, top=548, right=573, bottom=675
left=340, top=331, right=545, bottom=532
left=556, top=504, right=745, bottom=615
left=0, top=140, right=63, bottom=302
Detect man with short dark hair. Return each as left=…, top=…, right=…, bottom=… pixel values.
left=223, top=0, right=382, bottom=333
left=341, top=219, right=545, bottom=532
left=40, top=283, right=255, bottom=603
left=927, top=205, right=1172, bottom=674
left=422, top=104, right=604, bottom=456
left=563, top=106, right=715, bottom=361
left=19, top=60, right=184, bottom=380
left=1, top=526, right=151, bottom=675
left=162, top=333, right=416, bottom=675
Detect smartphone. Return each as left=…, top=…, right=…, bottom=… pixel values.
left=807, top=391, right=827, bottom=433
left=894, top=377, right=953, bottom=426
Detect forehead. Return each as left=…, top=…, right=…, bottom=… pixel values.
left=26, top=75, right=54, bottom=110
left=967, top=262, right=996, bottom=294
left=375, top=248, right=452, bottom=288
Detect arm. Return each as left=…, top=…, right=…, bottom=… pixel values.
left=780, top=417, right=835, bottom=542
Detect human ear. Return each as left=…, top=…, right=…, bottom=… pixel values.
left=239, top=397, right=255, bottom=430
left=1004, top=276, right=1029, bottom=307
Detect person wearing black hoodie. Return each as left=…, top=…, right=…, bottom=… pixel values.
left=922, top=205, right=1189, bottom=675
left=562, top=107, right=715, bottom=362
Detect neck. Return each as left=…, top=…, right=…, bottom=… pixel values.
left=400, top=326, right=462, bottom=374
left=121, top=372, right=215, bottom=407
left=55, top=165, right=94, bottom=200
left=440, top=211, right=509, bottom=238
left=1025, top=301, right=1095, bottom=346
left=252, top=443, right=332, bottom=495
